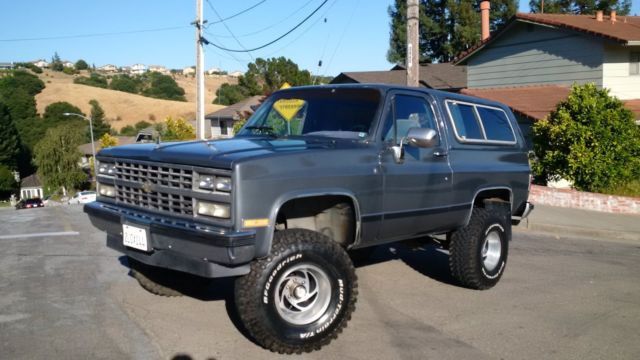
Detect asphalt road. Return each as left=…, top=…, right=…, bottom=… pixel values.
left=1, top=205, right=639, bottom=360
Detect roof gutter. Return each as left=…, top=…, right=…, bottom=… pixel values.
left=626, top=41, right=640, bottom=46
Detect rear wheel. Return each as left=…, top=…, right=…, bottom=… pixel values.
left=234, top=229, right=357, bottom=354
left=449, top=203, right=510, bottom=290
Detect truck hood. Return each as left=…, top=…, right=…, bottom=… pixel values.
left=97, top=137, right=365, bottom=169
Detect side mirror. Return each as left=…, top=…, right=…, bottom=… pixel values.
left=406, top=127, right=438, bottom=148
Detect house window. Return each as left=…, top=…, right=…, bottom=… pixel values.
left=630, top=52, right=640, bottom=75
left=220, top=120, right=228, bottom=135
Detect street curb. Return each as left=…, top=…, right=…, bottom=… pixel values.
left=513, top=221, right=640, bottom=244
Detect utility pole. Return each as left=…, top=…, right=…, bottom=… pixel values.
left=406, top=0, right=419, bottom=87
left=195, top=0, right=206, bottom=140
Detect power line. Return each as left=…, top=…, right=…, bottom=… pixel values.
left=0, top=25, right=190, bottom=42
left=206, top=0, right=267, bottom=26
left=204, top=0, right=315, bottom=39
left=205, top=0, right=255, bottom=61
left=203, top=0, right=328, bottom=53
left=321, top=0, right=360, bottom=78
left=262, top=0, right=337, bottom=58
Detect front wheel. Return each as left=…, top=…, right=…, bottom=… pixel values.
left=234, top=229, right=357, bottom=354
left=449, top=204, right=510, bottom=290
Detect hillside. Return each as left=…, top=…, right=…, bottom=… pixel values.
left=35, top=70, right=236, bottom=130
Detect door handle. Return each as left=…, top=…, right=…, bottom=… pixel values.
left=433, top=149, right=448, bottom=157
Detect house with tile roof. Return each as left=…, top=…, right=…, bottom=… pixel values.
left=331, top=63, right=467, bottom=92
left=454, top=10, right=640, bottom=147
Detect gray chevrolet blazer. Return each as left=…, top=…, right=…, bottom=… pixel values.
left=85, top=84, right=533, bottom=354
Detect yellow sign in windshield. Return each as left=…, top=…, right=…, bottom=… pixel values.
left=273, top=99, right=305, bottom=122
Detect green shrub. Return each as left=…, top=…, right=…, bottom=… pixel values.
left=532, top=83, right=640, bottom=193
left=73, top=73, right=108, bottom=88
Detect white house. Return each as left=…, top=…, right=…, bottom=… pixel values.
left=32, top=59, right=49, bottom=68
left=62, top=60, right=75, bottom=68
left=182, top=66, right=196, bottom=75
left=206, top=67, right=224, bottom=75
left=229, top=71, right=243, bottom=78
left=20, top=174, right=43, bottom=200
left=98, top=64, right=118, bottom=73
left=130, top=63, right=147, bottom=75
left=148, top=65, right=169, bottom=74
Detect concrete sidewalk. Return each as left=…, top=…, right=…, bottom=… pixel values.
left=515, top=204, right=640, bottom=243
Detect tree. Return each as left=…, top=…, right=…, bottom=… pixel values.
left=51, top=52, right=64, bottom=72
left=213, top=57, right=312, bottom=105
left=141, top=72, right=186, bottom=101
left=233, top=119, right=247, bottom=135
left=0, top=165, right=18, bottom=199
left=161, top=117, right=195, bottom=141
left=73, top=73, right=108, bottom=88
left=134, top=120, right=152, bottom=131
left=532, top=83, right=640, bottom=192
left=88, top=99, right=111, bottom=140
left=387, top=0, right=517, bottom=64
left=214, top=83, right=249, bottom=105
left=34, top=124, right=87, bottom=195
left=109, top=74, right=142, bottom=93
left=0, top=103, right=21, bottom=170
left=119, top=125, right=137, bottom=136
left=75, top=59, right=89, bottom=71
left=99, top=133, right=118, bottom=148
left=528, top=0, right=631, bottom=15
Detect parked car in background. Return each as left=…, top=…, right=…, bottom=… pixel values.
left=15, top=198, right=44, bottom=210
left=68, top=191, right=97, bottom=205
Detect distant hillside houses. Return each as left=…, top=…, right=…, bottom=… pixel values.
left=32, top=59, right=49, bottom=68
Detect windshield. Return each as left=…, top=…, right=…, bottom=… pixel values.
left=236, top=88, right=382, bottom=139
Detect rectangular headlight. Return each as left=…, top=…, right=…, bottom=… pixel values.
left=98, top=162, right=117, bottom=176
left=197, top=201, right=230, bottom=219
left=214, top=177, right=231, bottom=192
left=98, top=184, right=116, bottom=197
left=198, top=175, right=231, bottom=192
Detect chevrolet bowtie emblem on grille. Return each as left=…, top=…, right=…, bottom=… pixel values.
left=141, top=181, right=153, bottom=193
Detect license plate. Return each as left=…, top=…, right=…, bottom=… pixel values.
left=123, top=224, right=149, bottom=252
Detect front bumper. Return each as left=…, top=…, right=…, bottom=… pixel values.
left=84, top=201, right=255, bottom=278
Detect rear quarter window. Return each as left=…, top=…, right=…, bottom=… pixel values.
left=445, top=100, right=516, bottom=144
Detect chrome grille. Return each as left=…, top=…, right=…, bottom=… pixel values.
left=116, top=161, right=193, bottom=189
left=115, top=161, right=193, bottom=216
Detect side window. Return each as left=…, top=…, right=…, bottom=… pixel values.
left=476, top=107, right=515, bottom=142
left=382, top=94, right=438, bottom=144
left=447, top=102, right=483, bottom=140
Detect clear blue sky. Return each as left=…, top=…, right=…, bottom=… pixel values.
left=1, top=1, right=638, bottom=76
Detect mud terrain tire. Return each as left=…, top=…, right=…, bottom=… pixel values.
left=235, top=229, right=357, bottom=354
left=449, top=204, right=511, bottom=290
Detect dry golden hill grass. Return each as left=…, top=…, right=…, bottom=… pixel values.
left=35, top=70, right=236, bottom=131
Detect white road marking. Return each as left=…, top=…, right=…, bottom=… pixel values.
left=0, top=231, right=79, bottom=240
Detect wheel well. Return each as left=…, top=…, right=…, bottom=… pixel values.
left=276, top=195, right=356, bottom=247
left=473, top=188, right=511, bottom=208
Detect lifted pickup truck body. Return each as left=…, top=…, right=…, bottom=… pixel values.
left=85, top=84, right=532, bottom=353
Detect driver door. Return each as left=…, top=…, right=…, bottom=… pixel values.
left=378, top=91, right=453, bottom=241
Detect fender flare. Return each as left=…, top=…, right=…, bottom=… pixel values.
left=260, top=189, right=362, bottom=256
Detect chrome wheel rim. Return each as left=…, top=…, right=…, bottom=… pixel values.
left=274, top=263, right=332, bottom=325
left=482, top=230, right=502, bottom=272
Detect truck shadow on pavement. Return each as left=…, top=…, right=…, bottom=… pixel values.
left=352, top=239, right=459, bottom=287
left=118, top=256, right=258, bottom=345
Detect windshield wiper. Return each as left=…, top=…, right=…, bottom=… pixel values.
left=245, top=126, right=276, bottom=136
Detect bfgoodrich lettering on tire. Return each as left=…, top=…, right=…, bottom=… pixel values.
left=234, top=229, right=357, bottom=354
left=449, top=204, right=510, bottom=290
